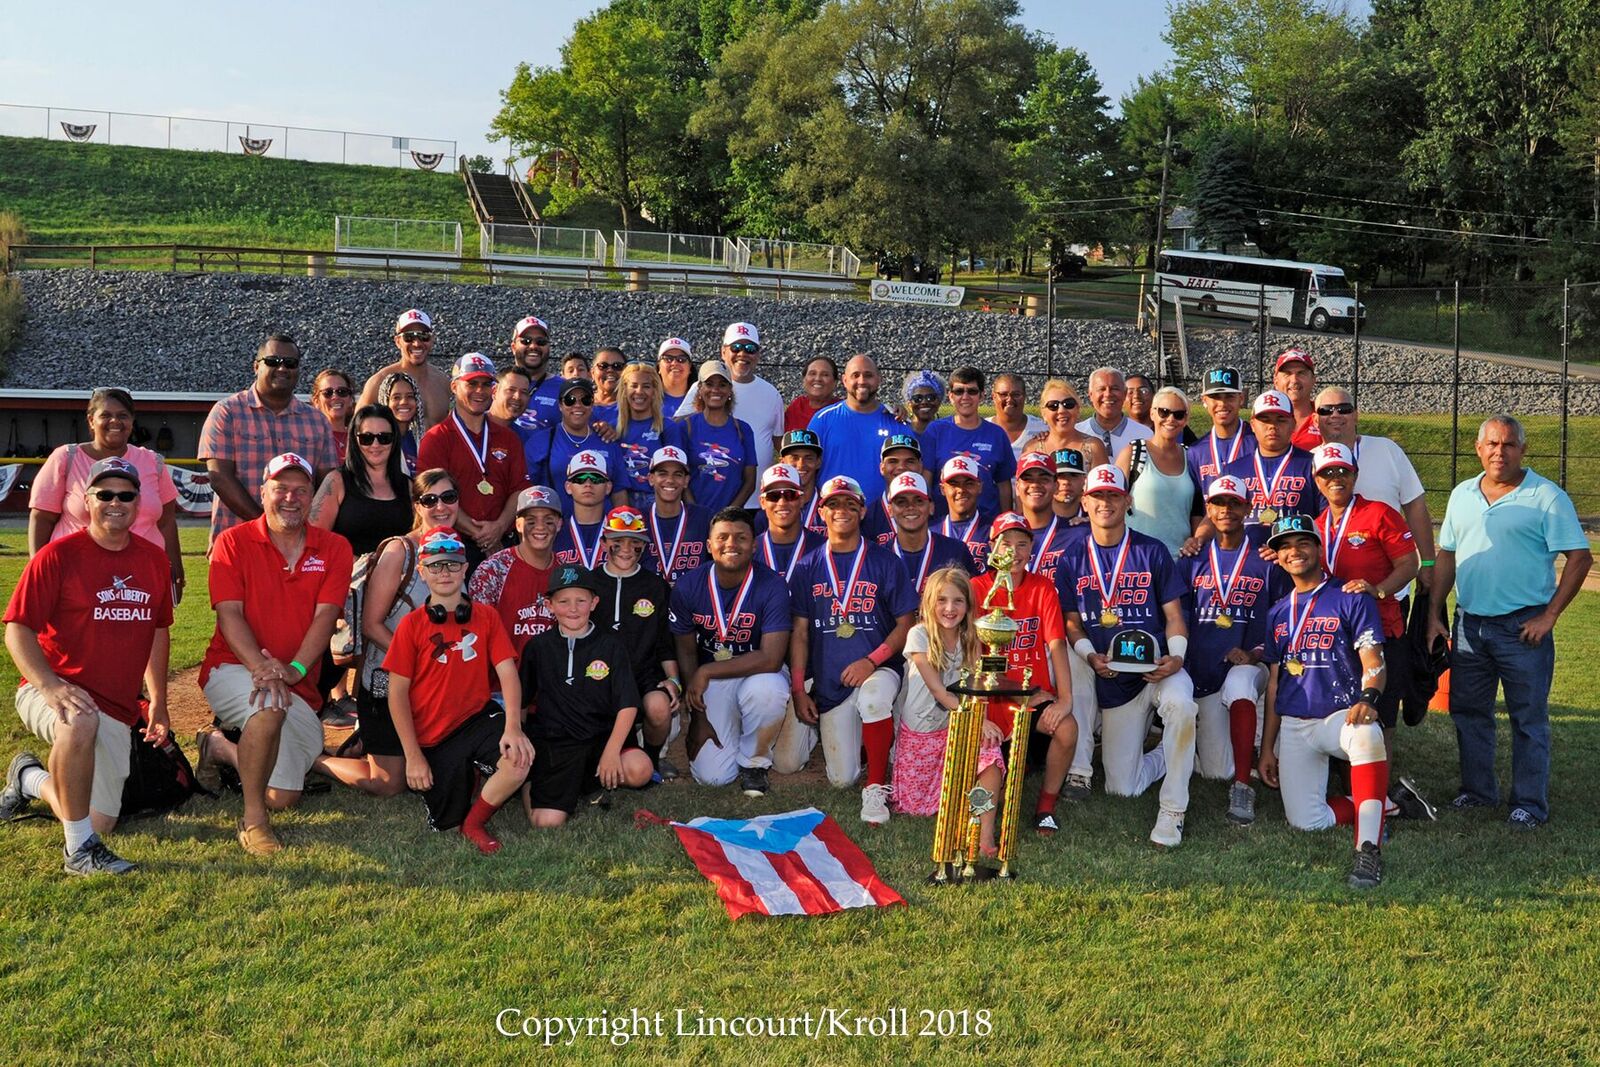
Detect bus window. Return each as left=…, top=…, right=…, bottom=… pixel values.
left=1316, top=274, right=1352, bottom=296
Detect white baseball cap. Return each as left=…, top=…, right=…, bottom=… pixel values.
left=1205, top=474, right=1249, bottom=502
left=818, top=475, right=865, bottom=503
left=649, top=445, right=690, bottom=471
left=1312, top=442, right=1357, bottom=474
left=941, top=455, right=981, bottom=482
left=566, top=451, right=610, bottom=479
left=1252, top=390, right=1294, bottom=419
left=760, top=463, right=802, bottom=492
left=394, top=309, right=433, bottom=334
left=1084, top=464, right=1129, bottom=495
left=722, top=322, right=760, bottom=346
left=512, top=315, right=550, bottom=339
left=657, top=337, right=692, bottom=358
left=263, top=452, right=313, bottom=483
left=887, top=471, right=930, bottom=500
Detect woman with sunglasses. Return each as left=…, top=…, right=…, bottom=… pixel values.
left=378, top=371, right=426, bottom=475
left=898, top=369, right=945, bottom=436
left=657, top=337, right=694, bottom=418
left=1022, top=379, right=1110, bottom=470
left=331, top=468, right=462, bottom=796
left=311, top=369, right=356, bottom=463
left=682, top=361, right=757, bottom=514
left=28, top=387, right=185, bottom=600
left=616, top=363, right=685, bottom=511
left=1117, top=386, right=1200, bottom=558
left=309, top=405, right=413, bottom=557
left=590, top=347, right=627, bottom=426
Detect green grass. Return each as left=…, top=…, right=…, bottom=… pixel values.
left=0, top=136, right=477, bottom=250
left=3, top=520, right=1600, bottom=1062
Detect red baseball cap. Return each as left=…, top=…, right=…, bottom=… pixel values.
left=989, top=511, right=1030, bottom=540
left=1274, top=347, right=1314, bottom=373
left=1016, top=451, right=1055, bottom=478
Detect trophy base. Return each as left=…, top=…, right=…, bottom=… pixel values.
left=925, top=862, right=1010, bottom=886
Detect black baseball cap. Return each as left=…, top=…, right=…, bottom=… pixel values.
left=1202, top=366, right=1243, bottom=396
left=1053, top=448, right=1086, bottom=475
left=559, top=377, right=596, bottom=402
left=1266, top=513, right=1322, bottom=548
left=1109, top=628, right=1159, bottom=674
left=548, top=564, right=599, bottom=596
left=780, top=428, right=822, bottom=455
left=880, top=432, right=921, bottom=458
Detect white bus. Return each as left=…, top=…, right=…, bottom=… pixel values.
left=1155, top=250, right=1366, bottom=331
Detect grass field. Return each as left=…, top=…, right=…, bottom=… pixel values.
left=2, top=521, right=1600, bottom=1064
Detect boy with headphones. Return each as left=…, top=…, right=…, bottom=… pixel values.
left=384, top=528, right=534, bottom=854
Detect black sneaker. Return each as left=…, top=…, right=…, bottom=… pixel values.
left=1348, top=842, right=1383, bottom=889
left=1507, top=807, right=1543, bottom=831
left=320, top=697, right=358, bottom=728
left=1450, top=791, right=1493, bottom=812
left=1, top=751, right=43, bottom=823
left=63, top=834, right=137, bottom=876
left=737, top=766, right=769, bottom=798
left=1392, top=776, right=1438, bottom=822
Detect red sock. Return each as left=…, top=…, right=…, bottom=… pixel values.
left=1349, top=758, right=1390, bottom=848
left=863, top=718, right=893, bottom=787
left=460, top=797, right=503, bottom=855
left=1228, top=700, right=1256, bottom=784
left=1036, top=790, right=1058, bottom=815
left=1327, top=795, right=1355, bottom=824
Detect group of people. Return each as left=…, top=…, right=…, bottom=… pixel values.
left=3, top=309, right=1589, bottom=892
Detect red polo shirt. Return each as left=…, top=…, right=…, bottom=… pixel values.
left=1317, top=495, right=1414, bottom=637
left=1292, top=413, right=1323, bottom=452
left=201, top=518, right=353, bottom=709
left=417, top=415, right=528, bottom=524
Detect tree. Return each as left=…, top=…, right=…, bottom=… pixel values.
left=1190, top=132, right=1253, bottom=252
left=490, top=8, right=694, bottom=229
left=698, top=0, right=1038, bottom=272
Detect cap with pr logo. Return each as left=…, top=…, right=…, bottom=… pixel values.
left=394, top=309, right=433, bottom=334
left=1312, top=442, right=1357, bottom=474
left=650, top=446, right=690, bottom=471
left=567, top=451, right=610, bottom=478
left=722, top=322, right=760, bottom=346
left=1205, top=474, right=1249, bottom=502
left=1084, top=464, right=1128, bottom=495
left=819, top=475, right=865, bottom=503
left=1252, top=390, right=1293, bottom=418
left=451, top=353, right=495, bottom=381
left=887, top=471, right=929, bottom=500
left=760, top=464, right=802, bottom=492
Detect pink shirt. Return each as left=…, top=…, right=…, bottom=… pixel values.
left=29, top=443, right=177, bottom=549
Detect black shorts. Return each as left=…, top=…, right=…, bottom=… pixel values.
left=417, top=707, right=507, bottom=831
left=356, top=684, right=404, bottom=758
left=527, top=735, right=642, bottom=815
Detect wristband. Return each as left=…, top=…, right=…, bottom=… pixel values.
left=1420, top=560, right=1435, bottom=568
left=1360, top=687, right=1383, bottom=706
left=664, top=676, right=680, bottom=689
left=288, top=660, right=309, bottom=680
left=1167, top=636, right=1187, bottom=661
left=1074, top=638, right=1097, bottom=660
left=867, top=644, right=892, bottom=668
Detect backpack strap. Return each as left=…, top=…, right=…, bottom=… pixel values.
left=1128, top=438, right=1148, bottom=486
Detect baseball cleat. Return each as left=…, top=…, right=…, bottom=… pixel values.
left=1392, top=776, right=1438, bottom=821
left=1061, top=772, right=1092, bottom=802
left=1033, top=811, right=1060, bottom=835
left=737, top=765, right=769, bottom=798
left=1226, top=781, right=1256, bottom=825
left=1150, top=808, right=1185, bottom=848
left=1348, top=842, right=1383, bottom=889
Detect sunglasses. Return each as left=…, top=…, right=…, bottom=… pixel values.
left=1043, top=398, right=1078, bottom=411
left=259, top=356, right=299, bottom=369
left=90, top=489, right=139, bottom=502
left=910, top=393, right=940, bottom=404
left=1317, top=403, right=1356, bottom=416
left=400, top=331, right=433, bottom=343
left=356, top=431, right=395, bottom=446
left=1155, top=407, right=1188, bottom=420
left=727, top=342, right=760, bottom=355
left=659, top=353, right=690, bottom=364
left=569, top=472, right=608, bottom=485
left=318, top=387, right=352, bottom=399
left=424, top=559, right=466, bottom=573
left=949, top=386, right=980, bottom=397
left=763, top=488, right=801, bottom=502
left=418, top=490, right=460, bottom=507
left=517, top=334, right=550, bottom=346
left=594, top=361, right=626, bottom=373
left=561, top=395, right=593, bottom=407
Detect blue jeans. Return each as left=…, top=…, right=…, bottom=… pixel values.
left=1450, top=606, right=1555, bottom=822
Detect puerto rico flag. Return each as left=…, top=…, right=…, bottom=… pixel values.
left=672, top=807, right=906, bottom=919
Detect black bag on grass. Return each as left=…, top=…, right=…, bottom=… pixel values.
left=120, top=721, right=215, bottom=820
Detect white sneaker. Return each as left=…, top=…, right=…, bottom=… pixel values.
left=860, top=783, right=891, bottom=825
left=1150, top=808, right=1185, bottom=848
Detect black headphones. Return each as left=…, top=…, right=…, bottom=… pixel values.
left=425, top=596, right=473, bottom=624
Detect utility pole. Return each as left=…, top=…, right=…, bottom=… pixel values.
left=1151, top=126, right=1172, bottom=264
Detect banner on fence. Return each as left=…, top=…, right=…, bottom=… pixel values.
left=0, top=464, right=19, bottom=504
left=869, top=281, right=965, bottom=307
left=169, top=465, right=215, bottom=515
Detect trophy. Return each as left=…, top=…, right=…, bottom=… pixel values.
left=928, top=540, right=1039, bottom=884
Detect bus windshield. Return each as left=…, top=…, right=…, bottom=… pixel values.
left=1316, top=273, right=1352, bottom=296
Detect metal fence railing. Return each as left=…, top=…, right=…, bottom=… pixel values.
left=0, top=102, right=456, bottom=170
left=742, top=238, right=861, bottom=278
left=480, top=224, right=608, bottom=266
left=613, top=230, right=748, bottom=271
left=334, top=217, right=463, bottom=256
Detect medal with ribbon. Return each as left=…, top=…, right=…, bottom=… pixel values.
left=1317, top=503, right=1357, bottom=577
left=1088, top=529, right=1130, bottom=627
left=648, top=506, right=686, bottom=578
left=759, top=532, right=805, bottom=583
left=1209, top=426, right=1245, bottom=477
left=451, top=411, right=494, bottom=495
left=568, top=517, right=604, bottom=570
left=1283, top=579, right=1327, bottom=676
left=1028, top=515, right=1059, bottom=574
left=825, top=542, right=867, bottom=639
left=893, top=538, right=935, bottom=593
left=1208, top=540, right=1250, bottom=629
left=1252, top=450, right=1294, bottom=525
left=707, top=565, right=755, bottom=661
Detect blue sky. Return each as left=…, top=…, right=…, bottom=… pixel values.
left=0, top=1, right=1360, bottom=163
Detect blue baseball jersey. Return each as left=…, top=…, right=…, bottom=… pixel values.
left=808, top=401, right=907, bottom=502
left=540, top=430, right=627, bottom=515
left=1055, top=528, right=1187, bottom=708
left=934, top=512, right=995, bottom=573
left=1264, top=582, right=1383, bottom=719
left=592, top=401, right=619, bottom=427
left=552, top=518, right=607, bottom=569
left=669, top=561, right=793, bottom=667
left=889, top=531, right=977, bottom=592
left=862, top=496, right=901, bottom=547
left=1028, top=517, right=1088, bottom=584
left=1221, top=447, right=1323, bottom=547
left=754, top=527, right=827, bottom=586
left=1187, top=426, right=1257, bottom=490
left=1178, top=543, right=1289, bottom=698
left=683, top=413, right=757, bottom=514
left=514, top=376, right=566, bottom=434
left=617, top=418, right=687, bottom=510
left=790, top=540, right=918, bottom=713
left=642, top=503, right=711, bottom=586
left=661, top=391, right=688, bottom=419
left=922, top=417, right=1018, bottom=516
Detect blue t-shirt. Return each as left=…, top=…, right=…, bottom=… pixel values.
left=808, top=401, right=908, bottom=502
left=514, top=375, right=566, bottom=434
left=889, top=531, right=977, bottom=592
left=755, top=527, right=827, bottom=586
left=592, top=401, right=619, bottom=427
left=552, top=517, right=607, bottom=569
left=661, top=392, right=688, bottom=419
left=642, top=503, right=711, bottom=586
left=540, top=430, right=627, bottom=515
left=1187, top=425, right=1257, bottom=491
left=922, top=417, right=1018, bottom=516
left=934, top=512, right=995, bottom=574
left=1221, top=447, right=1322, bottom=548
left=617, top=418, right=687, bottom=510
left=668, top=561, right=793, bottom=666
left=790, top=539, right=918, bottom=713
left=1055, top=528, right=1187, bottom=708
left=1438, top=468, right=1589, bottom=616
left=1179, top=542, right=1289, bottom=698
left=1263, top=581, right=1383, bottom=719
left=1028, top=515, right=1089, bottom=585
left=683, top=413, right=757, bottom=515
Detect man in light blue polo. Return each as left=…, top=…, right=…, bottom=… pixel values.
left=1429, top=414, right=1590, bottom=829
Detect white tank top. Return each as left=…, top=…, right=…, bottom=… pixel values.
left=1127, top=445, right=1195, bottom=558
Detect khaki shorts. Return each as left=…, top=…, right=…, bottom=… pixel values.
left=203, top=663, right=325, bottom=793
left=16, top=683, right=132, bottom=819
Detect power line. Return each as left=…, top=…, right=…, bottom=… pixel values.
left=1244, top=181, right=1560, bottom=224
left=1259, top=208, right=1553, bottom=243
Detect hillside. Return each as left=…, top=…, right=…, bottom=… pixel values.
left=0, top=135, right=478, bottom=249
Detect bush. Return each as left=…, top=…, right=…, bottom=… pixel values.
left=0, top=211, right=26, bottom=366
left=0, top=210, right=26, bottom=270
